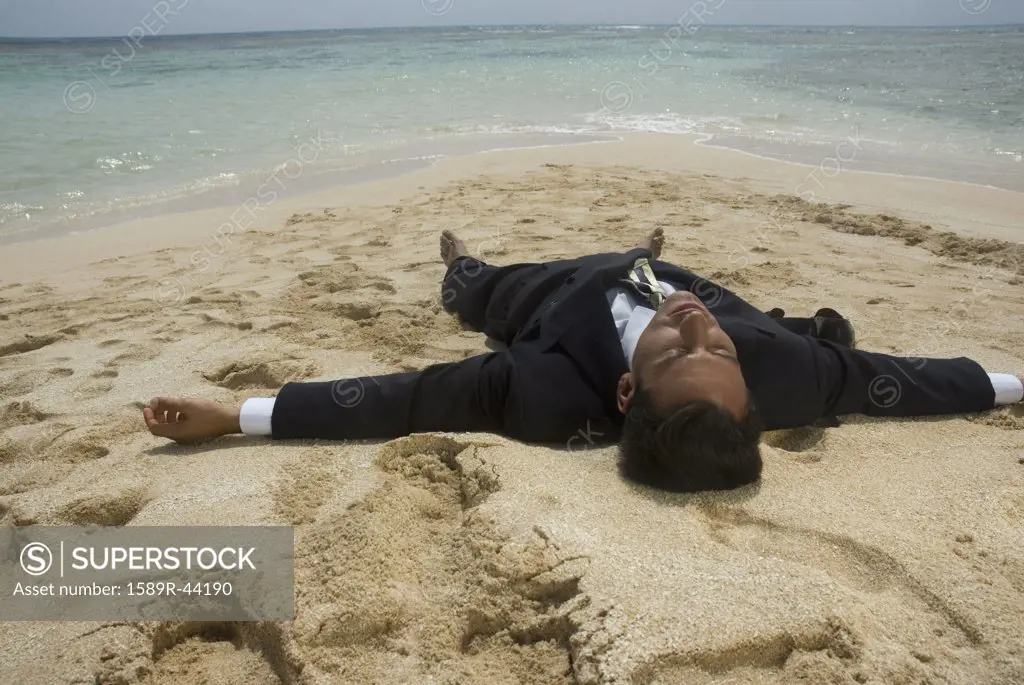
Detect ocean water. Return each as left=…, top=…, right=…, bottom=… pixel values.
left=1, top=25, right=1022, bottom=242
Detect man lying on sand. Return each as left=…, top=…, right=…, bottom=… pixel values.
left=144, top=229, right=1023, bottom=492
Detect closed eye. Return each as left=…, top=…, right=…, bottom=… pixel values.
left=656, top=347, right=737, bottom=366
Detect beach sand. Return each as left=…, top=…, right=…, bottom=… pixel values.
left=0, top=133, right=1022, bottom=684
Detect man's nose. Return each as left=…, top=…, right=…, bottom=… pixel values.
left=678, top=310, right=710, bottom=346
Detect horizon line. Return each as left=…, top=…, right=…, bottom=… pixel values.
left=2, top=21, right=1022, bottom=41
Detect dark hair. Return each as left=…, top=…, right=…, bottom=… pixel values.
left=619, top=386, right=762, bottom=492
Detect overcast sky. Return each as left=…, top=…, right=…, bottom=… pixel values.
left=1, top=0, right=1021, bottom=38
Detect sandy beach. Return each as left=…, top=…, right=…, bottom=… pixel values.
left=1, top=133, right=1022, bottom=684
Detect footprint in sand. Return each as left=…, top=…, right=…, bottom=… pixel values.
left=6, top=423, right=111, bottom=464
left=349, top=306, right=453, bottom=363
left=0, top=401, right=52, bottom=430
left=631, top=616, right=864, bottom=685
left=72, top=379, right=115, bottom=400
left=0, top=333, right=62, bottom=358
left=0, top=421, right=100, bottom=466
left=296, top=266, right=395, bottom=299
left=106, top=344, right=162, bottom=366
left=0, top=369, right=54, bottom=398
left=59, top=433, right=112, bottom=463
left=202, top=359, right=320, bottom=390
left=300, top=278, right=397, bottom=324
left=56, top=487, right=150, bottom=526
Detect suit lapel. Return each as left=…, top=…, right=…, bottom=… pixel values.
left=533, top=255, right=635, bottom=420
left=553, top=283, right=629, bottom=420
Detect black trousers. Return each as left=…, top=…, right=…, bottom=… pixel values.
left=440, top=256, right=549, bottom=343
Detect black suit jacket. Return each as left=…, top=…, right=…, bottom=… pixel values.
left=271, top=249, right=996, bottom=444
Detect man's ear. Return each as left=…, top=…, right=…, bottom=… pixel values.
left=616, top=372, right=636, bottom=414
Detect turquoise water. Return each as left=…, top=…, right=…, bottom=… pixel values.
left=1, top=25, right=1022, bottom=241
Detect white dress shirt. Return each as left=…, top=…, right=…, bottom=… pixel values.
left=607, top=279, right=678, bottom=370
left=238, top=283, right=1022, bottom=435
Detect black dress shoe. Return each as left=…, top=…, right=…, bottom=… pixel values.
left=813, top=308, right=856, bottom=348
left=810, top=311, right=849, bottom=427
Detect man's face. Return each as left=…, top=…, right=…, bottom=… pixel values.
left=618, top=291, right=749, bottom=418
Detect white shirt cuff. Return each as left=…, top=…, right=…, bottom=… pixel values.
left=239, top=397, right=276, bottom=436
left=988, top=373, right=1023, bottom=406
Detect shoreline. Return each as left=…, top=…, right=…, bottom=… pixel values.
left=697, top=135, right=1024, bottom=196
left=0, top=132, right=616, bottom=247
left=2, top=129, right=1022, bottom=251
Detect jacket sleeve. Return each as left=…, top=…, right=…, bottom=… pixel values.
left=819, top=342, right=996, bottom=418
left=269, top=352, right=513, bottom=440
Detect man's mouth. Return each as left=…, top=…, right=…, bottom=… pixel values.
left=665, top=299, right=706, bottom=318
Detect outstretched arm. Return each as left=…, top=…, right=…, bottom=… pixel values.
left=144, top=352, right=514, bottom=443
left=271, top=352, right=512, bottom=439
left=819, top=343, right=1022, bottom=419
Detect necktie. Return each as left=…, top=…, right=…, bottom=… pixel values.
left=623, top=258, right=667, bottom=309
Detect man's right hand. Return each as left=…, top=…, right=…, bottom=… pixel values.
left=143, top=397, right=242, bottom=443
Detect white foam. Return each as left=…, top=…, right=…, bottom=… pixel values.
left=582, top=111, right=746, bottom=141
